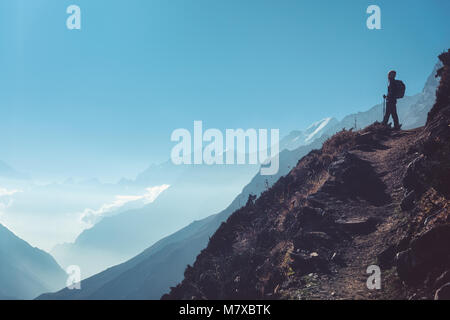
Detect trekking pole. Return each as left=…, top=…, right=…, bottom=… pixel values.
left=383, top=96, right=386, bottom=122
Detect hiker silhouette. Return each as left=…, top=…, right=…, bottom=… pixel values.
left=382, top=70, right=405, bottom=130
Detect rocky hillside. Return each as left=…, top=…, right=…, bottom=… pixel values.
left=163, top=50, right=450, bottom=300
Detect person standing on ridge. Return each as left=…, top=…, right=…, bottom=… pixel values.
left=382, top=70, right=405, bottom=130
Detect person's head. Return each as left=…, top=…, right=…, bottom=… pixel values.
left=388, top=70, right=397, bottom=81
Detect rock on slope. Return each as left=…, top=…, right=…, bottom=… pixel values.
left=164, top=50, right=450, bottom=300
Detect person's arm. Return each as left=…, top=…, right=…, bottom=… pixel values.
left=383, top=83, right=391, bottom=99
left=387, top=82, right=395, bottom=99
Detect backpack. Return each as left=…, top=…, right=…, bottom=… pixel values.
left=395, top=80, right=406, bottom=99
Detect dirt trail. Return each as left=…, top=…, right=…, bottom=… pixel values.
left=302, top=129, right=419, bottom=299
left=299, top=129, right=421, bottom=300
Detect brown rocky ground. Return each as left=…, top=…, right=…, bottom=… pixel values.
left=281, top=127, right=426, bottom=300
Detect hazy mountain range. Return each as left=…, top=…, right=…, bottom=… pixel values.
left=39, top=61, right=441, bottom=300
left=51, top=162, right=260, bottom=278
left=0, top=60, right=440, bottom=300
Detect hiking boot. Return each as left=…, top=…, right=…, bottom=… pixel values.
left=394, top=124, right=402, bottom=131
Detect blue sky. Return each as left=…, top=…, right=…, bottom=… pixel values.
left=0, top=0, right=449, bottom=181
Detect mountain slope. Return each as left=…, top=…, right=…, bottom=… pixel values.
left=164, top=50, right=450, bottom=300
left=0, top=224, right=66, bottom=300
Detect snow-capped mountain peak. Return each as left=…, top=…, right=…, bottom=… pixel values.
left=280, top=117, right=338, bottom=151
left=304, top=117, right=335, bottom=143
